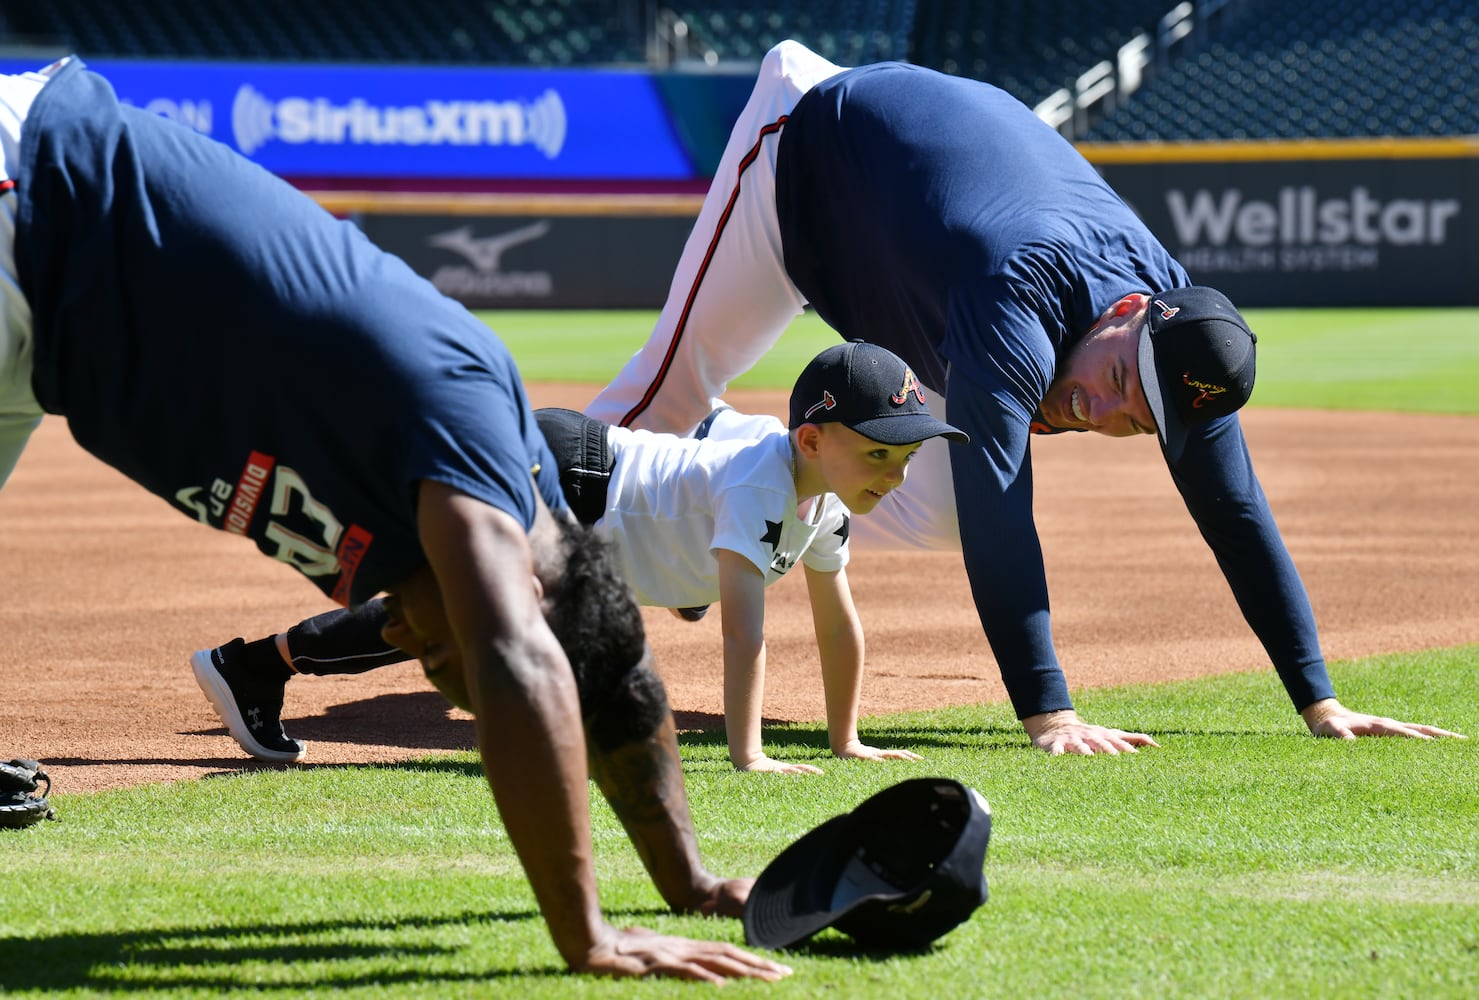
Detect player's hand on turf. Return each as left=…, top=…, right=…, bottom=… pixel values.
left=735, top=753, right=824, bottom=775
left=834, top=739, right=923, bottom=763
left=578, top=927, right=792, bottom=983
left=1301, top=698, right=1466, bottom=741
left=1022, top=709, right=1160, bottom=756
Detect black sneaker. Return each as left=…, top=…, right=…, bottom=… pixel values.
left=676, top=606, right=710, bottom=622
left=190, top=641, right=306, bottom=763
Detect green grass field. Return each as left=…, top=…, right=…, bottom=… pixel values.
left=3, top=309, right=1476, bottom=996
left=3, top=652, right=1474, bottom=997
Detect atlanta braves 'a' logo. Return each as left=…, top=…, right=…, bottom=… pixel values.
left=1182, top=372, right=1228, bottom=408
left=1153, top=299, right=1181, bottom=320
left=804, top=390, right=838, bottom=420
left=891, top=367, right=926, bottom=406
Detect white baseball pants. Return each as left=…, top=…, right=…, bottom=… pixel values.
left=0, top=66, right=54, bottom=490
left=586, top=41, right=962, bottom=552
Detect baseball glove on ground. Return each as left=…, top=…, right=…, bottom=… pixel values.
left=0, top=758, right=57, bottom=829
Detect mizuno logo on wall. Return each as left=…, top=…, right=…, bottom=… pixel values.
left=231, top=84, right=567, bottom=157
left=426, top=222, right=554, bottom=299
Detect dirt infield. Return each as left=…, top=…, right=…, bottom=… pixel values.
left=3, top=385, right=1476, bottom=794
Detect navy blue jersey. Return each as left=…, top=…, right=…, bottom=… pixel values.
left=15, top=60, right=567, bottom=606
left=777, top=63, right=1331, bottom=717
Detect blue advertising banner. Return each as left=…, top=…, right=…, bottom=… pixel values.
left=0, top=57, right=695, bottom=180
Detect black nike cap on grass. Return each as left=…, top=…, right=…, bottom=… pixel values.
left=743, top=777, right=992, bottom=951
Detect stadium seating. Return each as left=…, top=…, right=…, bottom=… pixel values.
left=4, top=0, right=1474, bottom=138
left=661, top=0, right=915, bottom=66
left=1085, top=0, right=1479, bottom=139
left=907, top=0, right=1183, bottom=110
left=0, top=0, right=645, bottom=65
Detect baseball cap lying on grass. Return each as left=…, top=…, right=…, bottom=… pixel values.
left=743, top=777, right=992, bottom=951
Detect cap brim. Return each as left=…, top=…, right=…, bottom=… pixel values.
left=848, top=414, right=970, bottom=446
left=744, top=813, right=891, bottom=949
left=1137, top=319, right=1189, bottom=461
left=744, top=779, right=992, bottom=951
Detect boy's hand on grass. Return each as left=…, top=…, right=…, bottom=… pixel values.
left=833, top=739, right=923, bottom=762
left=734, top=753, right=824, bottom=775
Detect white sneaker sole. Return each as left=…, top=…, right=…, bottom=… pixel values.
left=190, top=649, right=307, bottom=764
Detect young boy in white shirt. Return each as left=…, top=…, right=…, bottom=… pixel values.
left=193, top=341, right=967, bottom=774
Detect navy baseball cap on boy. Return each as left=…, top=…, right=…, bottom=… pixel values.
left=1137, top=286, right=1257, bottom=460
left=789, top=341, right=969, bottom=446
left=743, top=777, right=992, bottom=951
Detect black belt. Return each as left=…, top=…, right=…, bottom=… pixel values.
left=534, top=407, right=614, bottom=526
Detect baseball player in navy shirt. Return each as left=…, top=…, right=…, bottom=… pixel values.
left=587, top=41, right=1461, bottom=755
left=0, top=58, right=788, bottom=983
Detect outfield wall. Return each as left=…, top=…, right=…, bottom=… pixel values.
left=3, top=57, right=1472, bottom=308
left=318, top=193, right=703, bottom=309
left=1084, top=138, right=1479, bottom=307
left=335, top=138, right=1479, bottom=311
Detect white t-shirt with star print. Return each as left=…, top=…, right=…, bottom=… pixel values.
left=598, top=418, right=850, bottom=609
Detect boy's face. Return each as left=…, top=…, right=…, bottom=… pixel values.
left=805, top=423, right=920, bottom=514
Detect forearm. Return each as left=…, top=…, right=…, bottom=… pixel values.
left=1170, top=417, right=1335, bottom=712
left=955, top=487, right=1071, bottom=716
left=944, top=381, right=1074, bottom=719
left=814, top=616, right=866, bottom=752
left=469, top=645, right=609, bottom=967
left=963, top=568, right=1073, bottom=718
left=722, top=634, right=768, bottom=767
left=586, top=711, right=722, bottom=913
left=414, top=484, right=612, bottom=969
left=716, top=552, right=771, bottom=769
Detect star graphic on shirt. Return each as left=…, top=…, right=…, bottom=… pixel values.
left=759, top=519, right=783, bottom=553
left=834, top=515, right=850, bottom=544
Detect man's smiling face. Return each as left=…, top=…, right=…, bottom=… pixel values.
left=1039, top=294, right=1157, bottom=439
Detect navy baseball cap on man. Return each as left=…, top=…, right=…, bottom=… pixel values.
left=743, top=777, right=992, bottom=951
left=790, top=341, right=969, bottom=446
left=1137, top=286, right=1257, bottom=460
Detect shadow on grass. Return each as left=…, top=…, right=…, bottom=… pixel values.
left=780, top=934, right=947, bottom=960
left=0, top=911, right=562, bottom=991
left=0, top=907, right=896, bottom=990
left=675, top=722, right=1035, bottom=755
left=188, top=690, right=478, bottom=753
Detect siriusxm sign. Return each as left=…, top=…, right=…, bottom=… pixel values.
left=0, top=58, right=693, bottom=179
left=231, top=84, right=568, bottom=158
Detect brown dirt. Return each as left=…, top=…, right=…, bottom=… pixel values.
left=2, top=385, right=1475, bottom=794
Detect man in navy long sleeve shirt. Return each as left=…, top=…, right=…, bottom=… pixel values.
left=588, top=41, right=1461, bottom=754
